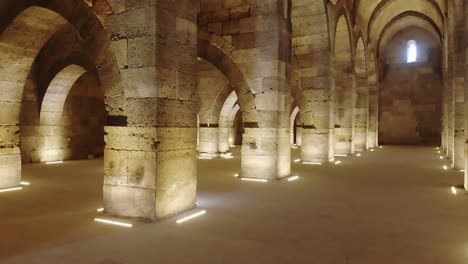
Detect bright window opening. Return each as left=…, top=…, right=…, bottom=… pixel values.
left=407, top=40, right=417, bottom=63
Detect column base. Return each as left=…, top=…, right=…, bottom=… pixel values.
left=0, top=148, right=21, bottom=189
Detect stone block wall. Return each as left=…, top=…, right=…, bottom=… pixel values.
left=379, top=63, right=442, bottom=145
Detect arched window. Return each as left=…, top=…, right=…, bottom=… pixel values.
left=407, top=40, right=417, bottom=63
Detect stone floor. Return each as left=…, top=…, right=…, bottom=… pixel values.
left=0, top=146, right=467, bottom=263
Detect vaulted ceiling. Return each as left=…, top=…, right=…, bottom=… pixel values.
left=352, top=0, right=447, bottom=56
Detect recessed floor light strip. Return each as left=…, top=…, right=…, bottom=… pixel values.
left=356, top=154, right=361, bottom=157
left=94, top=218, right=133, bottom=227
left=288, top=176, right=299, bottom=181
left=334, top=161, right=341, bottom=165
left=241, top=178, right=268, bottom=182
left=451, top=186, right=457, bottom=195
left=20, top=182, right=30, bottom=186
left=335, top=154, right=347, bottom=157
left=0, top=187, right=22, bottom=193
left=233, top=173, right=239, bottom=177
left=460, top=170, right=465, bottom=172
left=46, top=161, right=63, bottom=164
left=198, top=157, right=212, bottom=160
left=96, top=208, right=104, bottom=212
left=302, top=162, right=322, bottom=165
left=176, top=210, right=206, bottom=224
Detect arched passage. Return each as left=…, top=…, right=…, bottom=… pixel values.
left=219, top=91, right=239, bottom=153
left=0, top=1, right=157, bottom=222
left=0, top=2, right=123, bottom=190
left=333, top=14, right=356, bottom=155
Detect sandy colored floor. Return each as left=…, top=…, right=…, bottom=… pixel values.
left=0, top=146, right=467, bottom=263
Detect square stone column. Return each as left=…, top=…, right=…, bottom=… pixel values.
left=198, top=126, right=220, bottom=157
left=0, top=147, right=21, bottom=189
left=239, top=0, right=291, bottom=180
left=104, top=0, right=198, bottom=220
left=354, top=76, right=369, bottom=150
left=335, top=71, right=356, bottom=155
left=368, top=83, right=378, bottom=148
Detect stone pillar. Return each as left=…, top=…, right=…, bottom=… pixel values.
left=104, top=1, right=198, bottom=220
left=335, top=71, right=356, bottom=155
left=240, top=0, right=291, bottom=180
left=447, top=81, right=454, bottom=159
left=300, top=52, right=335, bottom=163
left=218, top=126, right=230, bottom=153
left=452, top=4, right=465, bottom=169
left=296, top=126, right=302, bottom=146
left=368, top=75, right=378, bottom=148
left=354, top=75, right=369, bottom=150
left=198, top=126, right=219, bottom=157
left=453, top=76, right=464, bottom=169
left=463, top=0, right=468, bottom=189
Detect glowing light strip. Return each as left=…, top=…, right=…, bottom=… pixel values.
left=20, top=182, right=30, bottom=186
left=356, top=154, right=362, bottom=157
left=176, top=210, right=206, bottom=224
left=294, top=159, right=301, bottom=163
left=379, top=146, right=383, bottom=148
left=241, top=178, right=268, bottom=182
left=288, top=176, right=299, bottom=181
left=460, top=170, right=465, bottom=172
left=46, top=161, right=63, bottom=164
left=234, top=173, right=239, bottom=177
left=355, top=150, right=363, bottom=152
left=198, top=157, right=212, bottom=160
left=302, top=162, right=322, bottom=165
left=370, top=149, right=375, bottom=152
left=334, top=161, right=341, bottom=165
left=335, top=154, right=347, bottom=157
left=451, top=186, right=457, bottom=195
left=94, top=218, right=133, bottom=227
left=0, top=187, right=22, bottom=193
left=96, top=208, right=104, bottom=212
left=224, top=156, right=234, bottom=159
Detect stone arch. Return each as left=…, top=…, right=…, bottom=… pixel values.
left=355, top=36, right=367, bottom=75
left=198, top=30, right=257, bottom=126
left=40, top=65, right=87, bottom=126
left=0, top=2, right=123, bottom=189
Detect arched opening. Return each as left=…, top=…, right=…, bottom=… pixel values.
left=0, top=2, right=123, bottom=255
left=219, top=91, right=239, bottom=153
